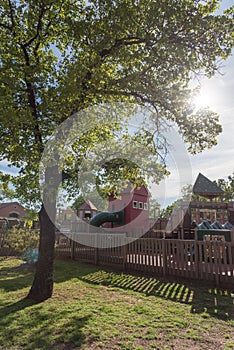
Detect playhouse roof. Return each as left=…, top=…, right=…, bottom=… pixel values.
left=78, top=200, right=97, bottom=211
left=108, top=183, right=149, bottom=199
left=193, top=173, right=223, bottom=199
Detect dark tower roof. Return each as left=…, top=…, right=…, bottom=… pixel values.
left=193, top=173, right=223, bottom=199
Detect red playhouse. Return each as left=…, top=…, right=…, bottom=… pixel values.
left=90, top=184, right=150, bottom=235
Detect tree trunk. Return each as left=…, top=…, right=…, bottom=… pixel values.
left=26, top=204, right=56, bottom=302
left=27, top=166, right=59, bottom=302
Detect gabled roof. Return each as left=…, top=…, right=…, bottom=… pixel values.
left=193, top=173, right=223, bottom=198
left=78, top=200, right=97, bottom=211
left=108, top=184, right=149, bottom=201
left=0, top=202, right=25, bottom=210
left=116, top=183, right=149, bottom=195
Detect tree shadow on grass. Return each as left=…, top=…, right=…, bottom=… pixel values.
left=0, top=298, right=91, bottom=349
left=0, top=264, right=35, bottom=292
left=0, top=258, right=92, bottom=293
left=0, top=298, right=35, bottom=319
left=0, top=273, right=34, bottom=292
left=0, top=260, right=93, bottom=349
left=77, top=267, right=234, bottom=321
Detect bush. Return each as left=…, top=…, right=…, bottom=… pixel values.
left=4, top=227, right=39, bottom=263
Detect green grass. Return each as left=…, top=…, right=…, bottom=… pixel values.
left=0, top=257, right=233, bottom=350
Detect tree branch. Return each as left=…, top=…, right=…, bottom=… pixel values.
left=8, top=0, right=15, bottom=29
left=20, top=45, right=43, bottom=151
left=99, top=36, right=146, bottom=59
left=101, top=89, right=158, bottom=109
left=23, top=6, right=46, bottom=48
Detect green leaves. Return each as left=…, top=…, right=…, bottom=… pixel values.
left=176, top=108, right=222, bottom=154
left=214, top=173, right=234, bottom=201
left=0, top=0, right=233, bottom=205
left=0, top=172, right=15, bottom=201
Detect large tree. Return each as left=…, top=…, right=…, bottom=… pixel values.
left=214, top=173, right=234, bottom=201
left=0, top=0, right=233, bottom=301
left=0, top=173, right=15, bottom=201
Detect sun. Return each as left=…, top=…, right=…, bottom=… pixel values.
left=192, top=89, right=214, bottom=110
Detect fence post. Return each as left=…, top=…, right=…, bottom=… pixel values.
left=122, top=235, right=127, bottom=271
left=162, top=238, right=167, bottom=277
left=94, top=248, right=98, bottom=265
left=94, top=234, right=98, bottom=265
left=231, top=229, right=234, bottom=265
left=71, top=237, right=75, bottom=260
left=194, top=228, right=199, bottom=279
left=214, top=241, right=220, bottom=287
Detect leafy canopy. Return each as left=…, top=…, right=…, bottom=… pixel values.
left=214, top=173, right=234, bottom=201
left=0, top=0, right=233, bottom=205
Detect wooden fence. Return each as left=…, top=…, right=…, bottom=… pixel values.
left=0, top=247, right=18, bottom=256
left=56, top=233, right=234, bottom=287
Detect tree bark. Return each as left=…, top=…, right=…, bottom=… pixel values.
left=27, top=205, right=55, bottom=302
left=27, top=166, right=59, bottom=302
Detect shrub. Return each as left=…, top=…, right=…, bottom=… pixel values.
left=4, top=227, right=39, bottom=263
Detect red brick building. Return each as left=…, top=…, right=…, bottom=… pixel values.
left=0, top=202, right=26, bottom=219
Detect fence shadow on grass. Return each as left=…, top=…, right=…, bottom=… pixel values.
left=53, top=258, right=102, bottom=283
left=190, top=286, right=234, bottom=320
left=1, top=258, right=233, bottom=324
left=78, top=269, right=234, bottom=321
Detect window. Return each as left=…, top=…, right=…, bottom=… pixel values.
left=139, top=202, right=143, bottom=210
left=200, top=209, right=216, bottom=221
left=9, top=212, right=19, bottom=218
left=133, top=201, right=138, bottom=209
left=144, top=203, right=148, bottom=210
left=84, top=213, right=91, bottom=220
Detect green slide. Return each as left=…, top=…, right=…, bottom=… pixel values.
left=90, top=210, right=124, bottom=227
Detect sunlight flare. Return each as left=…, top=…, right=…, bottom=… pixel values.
left=193, top=90, right=213, bottom=110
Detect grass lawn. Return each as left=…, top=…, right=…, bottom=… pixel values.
left=0, top=257, right=233, bottom=350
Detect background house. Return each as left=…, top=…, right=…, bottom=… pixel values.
left=77, top=200, right=98, bottom=221
left=0, top=202, right=26, bottom=219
